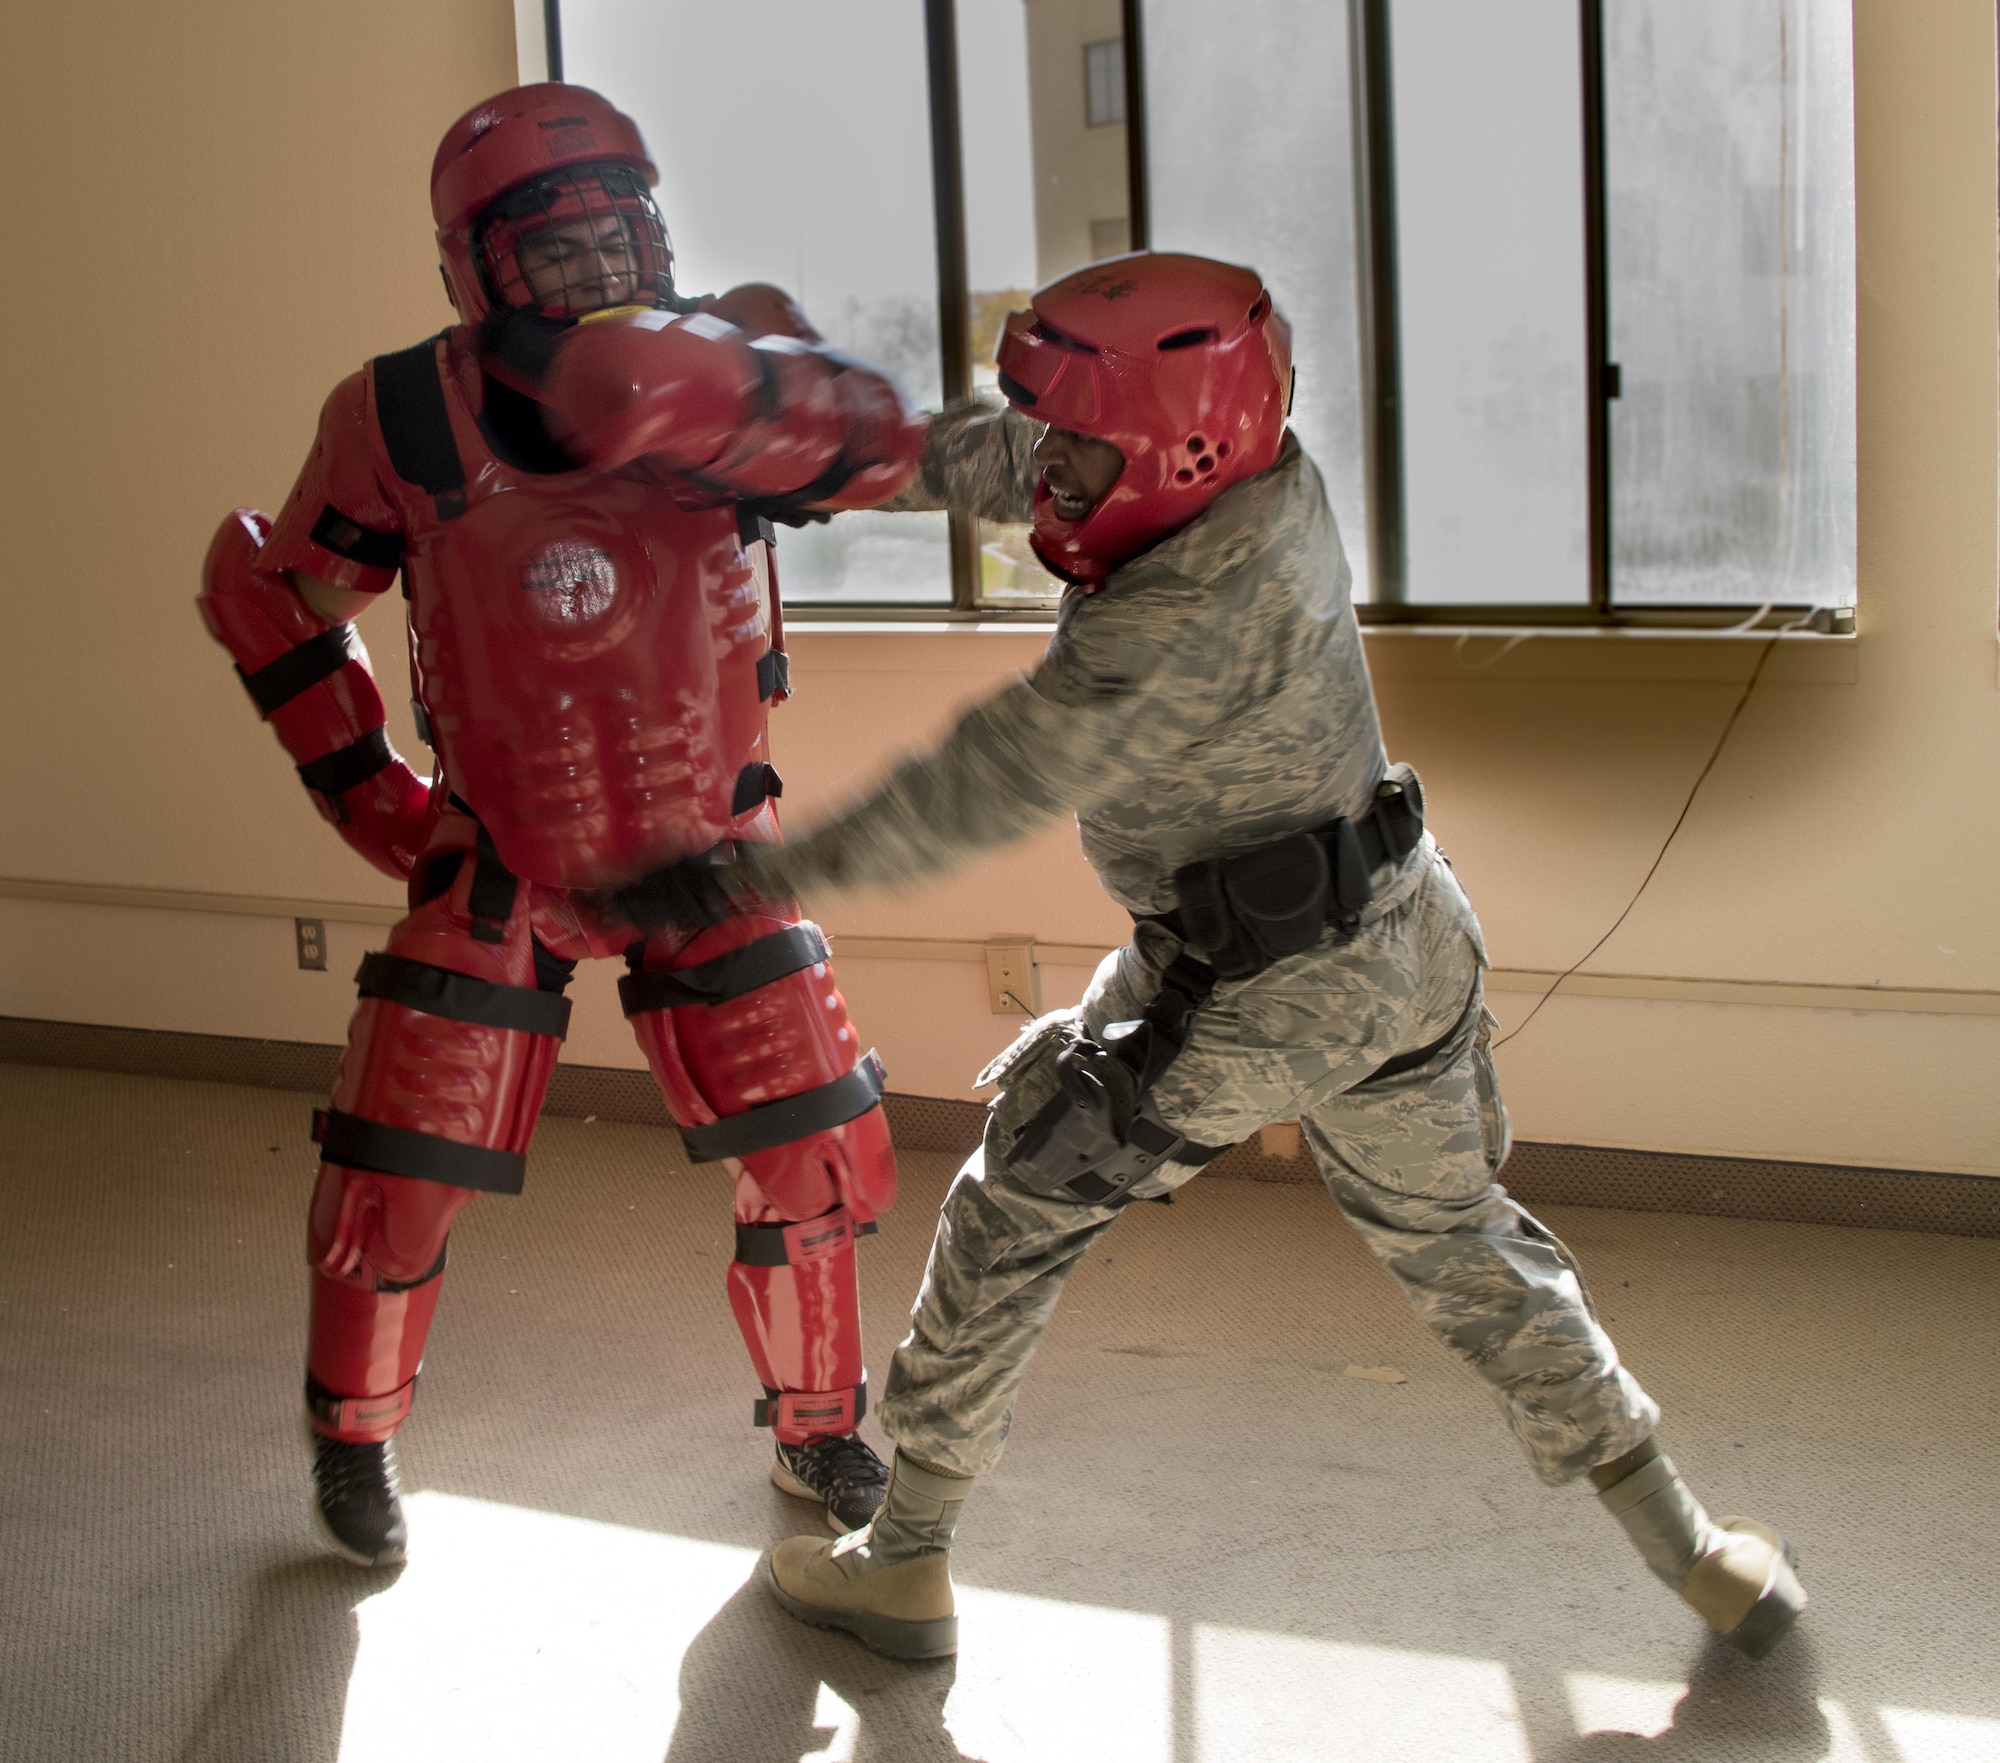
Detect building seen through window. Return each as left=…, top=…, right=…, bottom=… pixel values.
left=1084, top=38, right=1127, bottom=127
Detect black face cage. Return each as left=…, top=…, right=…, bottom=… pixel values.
left=476, top=161, right=676, bottom=317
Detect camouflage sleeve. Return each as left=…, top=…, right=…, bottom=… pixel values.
left=879, top=400, right=1039, bottom=522
left=739, top=561, right=1240, bottom=901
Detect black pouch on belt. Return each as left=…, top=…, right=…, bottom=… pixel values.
left=1225, top=832, right=1333, bottom=966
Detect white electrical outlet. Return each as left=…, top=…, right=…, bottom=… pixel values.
left=984, top=938, right=1042, bottom=1016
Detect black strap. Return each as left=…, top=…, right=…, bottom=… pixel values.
left=756, top=649, right=791, bottom=702
left=731, top=1210, right=866, bottom=1266
left=313, top=1107, right=526, bottom=1195
left=298, top=726, right=393, bottom=797
left=375, top=1240, right=449, bottom=1294
left=373, top=335, right=467, bottom=519
left=732, top=761, right=783, bottom=816
left=680, top=1052, right=886, bottom=1164
left=466, top=824, right=518, bottom=946
left=618, top=924, right=830, bottom=1016
left=1353, top=985, right=1482, bottom=1089
left=238, top=625, right=359, bottom=716
left=309, top=503, right=405, bottom=571
left=356, top=952, right=571, bottom=1039
left=753, top=1382, right=867, bottom=1429
left=733, top=1221, right=794, bottom=1267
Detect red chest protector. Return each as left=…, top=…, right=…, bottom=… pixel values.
left=369, top=332, right=783, bottom=890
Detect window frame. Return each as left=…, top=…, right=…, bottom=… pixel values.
left=548, top=0, right=1844, bottom=629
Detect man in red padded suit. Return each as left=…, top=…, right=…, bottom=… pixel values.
left=196, top=84, right=925, bottom=1565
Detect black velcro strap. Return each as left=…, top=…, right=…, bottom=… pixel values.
left=356, top=952, right=571, bottom=1039
left=618, top=923, right=831, bottom=1016
left=737, top=506, right=778, bottom=548
left=298, top=726, right=393, bottom=797
left=733, top=1221, right=793, bottom=1266
left=680, top=1052, right=886, bottom=1164
left=731, top=761, right=783, bottom=815
left=313, top=1107, right=526, bottom=1195
left=467, top=824, right=519, bottom=946
left=309, top=503, right=405, bottom=571
left=237, top=625, right=359, bottom=716
left=756, top=649, right=791, bottom=702
left=373, top=336, right=467, bottom=518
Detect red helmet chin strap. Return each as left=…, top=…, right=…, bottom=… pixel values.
left=996, top=253, right=1294, bottom=586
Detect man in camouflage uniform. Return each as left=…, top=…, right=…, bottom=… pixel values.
left=616, top=253, right=1806, bottom=1663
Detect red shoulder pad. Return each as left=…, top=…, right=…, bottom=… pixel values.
left=259, top=371, right=406, bottom=597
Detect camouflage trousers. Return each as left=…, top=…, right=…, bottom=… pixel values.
left=877, top=840, right=1659, bottom=1487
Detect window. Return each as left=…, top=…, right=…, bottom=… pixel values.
left=555, top=0, right=1855, bottom=624
left=1084, top=38, right=1127, bottom=127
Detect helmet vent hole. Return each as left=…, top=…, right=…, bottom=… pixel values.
left=1159, top=327, right=1215, bottom=351
left=1215, top=440, right=1231, bottom=459
left=1197, top=455, right=1216, bottom=474
left=1175, top=467, right=1196, bottom=485
left=1186, top=434, right=1206, bottom=453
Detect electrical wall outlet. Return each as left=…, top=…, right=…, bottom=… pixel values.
left=294, top=918, right=327, bottom=972
left=984, top=938, right=1042, bottom=1016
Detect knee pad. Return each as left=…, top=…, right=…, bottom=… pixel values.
left=623, top=912, right=896, bottom=1220
left=726, top=1203, right=869, bottom=1443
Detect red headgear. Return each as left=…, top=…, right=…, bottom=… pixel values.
left=430, top=84, right=675, bottom=323
left=995, top=252, right=1294, bottom=587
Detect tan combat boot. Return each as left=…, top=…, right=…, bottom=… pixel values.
left=767, top=1451, right=967, bottom=1659
left=1593, top=1439, right=1806, bottom=1659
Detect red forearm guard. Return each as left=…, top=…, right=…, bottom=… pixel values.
left=544, top=308, right=924, bottom=511
left=197, top=508, right=436, bottom=881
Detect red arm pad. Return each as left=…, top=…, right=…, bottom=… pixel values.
left=197, top=508, right=435, bottom=881
left=545, top=311, right=925, bottom=511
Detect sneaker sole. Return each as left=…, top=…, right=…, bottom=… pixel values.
left=311, top=1497, right=407, bottom=1569
left=769, top=1457, right=877, bottom=1536
left=765, top=1557, right=958, bottom=1660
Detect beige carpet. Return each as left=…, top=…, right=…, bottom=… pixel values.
left=1, top=1063, right=1995, bottom=1763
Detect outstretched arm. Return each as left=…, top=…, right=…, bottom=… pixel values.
left=879, top=399, right=1039, bottom=523
left=615, top=560, right=1235, bottom=926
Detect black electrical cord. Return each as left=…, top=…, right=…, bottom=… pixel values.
left=1492, top=632, right=1784, bottom=1051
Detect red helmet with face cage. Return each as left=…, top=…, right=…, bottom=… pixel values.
left=430, top=83, right=677, bottom=323
left=994, top=252, right=1294, bottom=587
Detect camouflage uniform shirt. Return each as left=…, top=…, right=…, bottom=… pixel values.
left=741, top=405, right=1388, bottom=913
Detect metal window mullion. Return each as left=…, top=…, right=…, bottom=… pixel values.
left=1579, top=0, right=1613, bottom=615
left=543, top=0, right=565, bottom=80
left=1349, top=0, right=1407, bottom=605
left=923, top=0, right=979, bottom=610
left=1121, top=0, right=1151, bottom=249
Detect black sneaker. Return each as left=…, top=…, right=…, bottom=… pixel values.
left=771, top=1433, right=891, bottom=1534
left=310, top=1433, right=408, bottom=1566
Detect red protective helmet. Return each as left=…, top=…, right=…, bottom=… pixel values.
left=430, top=84, right=676, bottom=323
left=995, top=252, right=1294, bottom=587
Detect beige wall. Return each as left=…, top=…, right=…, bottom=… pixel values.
left=4, top=2, right=1998, bottom=1180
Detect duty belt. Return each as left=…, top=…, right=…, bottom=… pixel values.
left=1006, top=774, right=1429, bottom=1208
left=1144, top=773, right=1425, bottom=983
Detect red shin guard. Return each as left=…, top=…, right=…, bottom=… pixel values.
left=306, top=1266, right=444, bottom=1441
left=726, top=1201, right=867, bottom=1445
